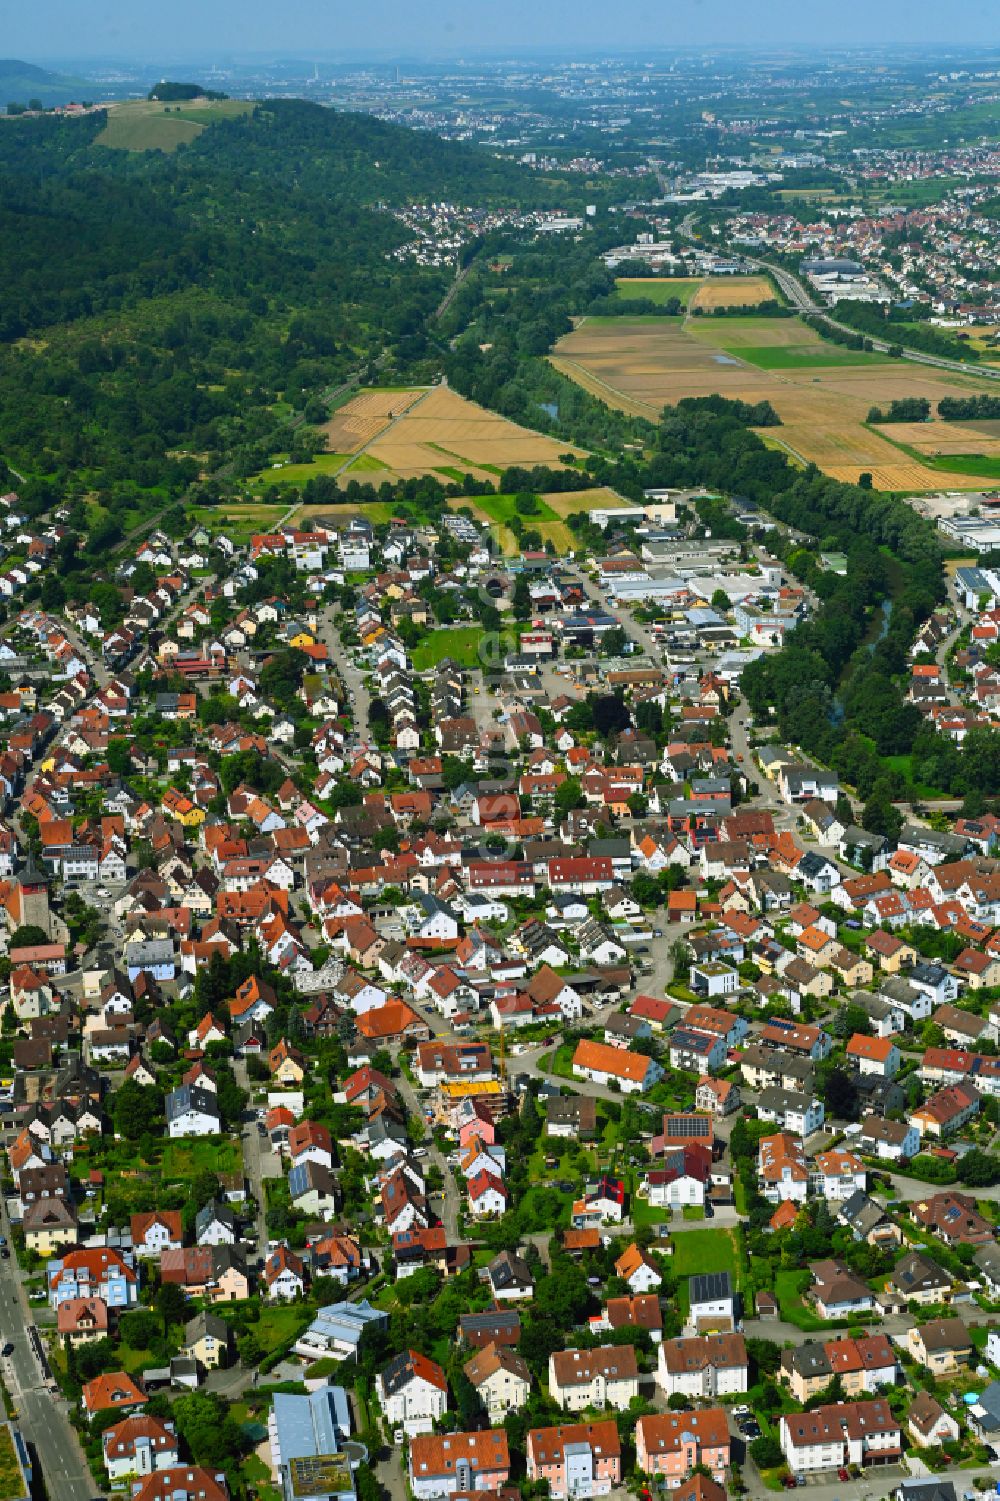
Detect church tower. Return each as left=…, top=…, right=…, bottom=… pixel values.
left=14, top=852, right=50, bottom=937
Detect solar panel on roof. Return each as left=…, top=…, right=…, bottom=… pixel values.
left=662, top=1116, right=710, bottom=1137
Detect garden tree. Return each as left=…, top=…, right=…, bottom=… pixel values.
left=173, top=1391, right=250, bottom=1469
left=258, top=648, right=307, bottom=712
left=749, top=1434, right=784, bottom=1469
left=112, top=1079, right=164, bottom=1140
left=959, top=1149, right=1000, bottom=1187
left=816, top=1063, right=859, bottom=1121
left=119, top=1309, right=160, bottom=1349
left=236, top=1328, right=264, bottom=1367
left=106, top=737, right=132, bottom=775
left=533, top=1253, right=591, bottom=1327
left=155, top=1280, right=189, bottom=1335
left=74, top=1337, right=116, bottom=1381
left=9, top=925, right=49, bottom=950
left=591, top=694, right=631, bottom=738
left=669, top=937, right=691, bottom=980
left=711, top=588, right=731, bottom=612
left=511, top=574, right=532, bottom=620
left=355, top=1465, right=385, bottom=1501
left=453, top=1369, right=481, bottom=1429
left=631, top=872, right=663, bottom=909
left=746, top=1337, right=781, bottom=1382
left=861, top=783, right=903, bottom=841
left=554, top=776, right=584, bottom=818
left=627, top=792, right=649, bottom=818
left=634, top=699, right=664, bottom=735
left=832, top=1003, right=871, bottom=1039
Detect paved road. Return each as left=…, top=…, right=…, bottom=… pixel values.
left=394, top=1066, right=461, bottom=1241
left=236, top=1059, right=282, bottom=1258
left=0, top=1196, right=95, bottom=1500
left=320, top=605, right=371, bottom=741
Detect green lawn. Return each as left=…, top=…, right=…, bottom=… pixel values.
left=411, top=626, right=487, bottom=671
left=346, top=454, right=389, bottom=473
left=474, top=493, right=558, bottom=524
left=242, top=1304, right=309, bottom=1355
left=881, top=753, right=951, bottom=800
left=160, top=1139, right=241, bottom=1179
left=773, top=1269, right=830, bottom=1330
left=249, top=453, right=351, bottom=488
left=631, top=1198, right=670, bottom=1230
left=671, top=1227, right=740, bottom=1279
left=585, top=314, right=681, bottom=326
left=927, top=453, right=1000, bottom=479
left=614, top=277, right=702, bottom=305
left=733, top=344, right=890, bottom=369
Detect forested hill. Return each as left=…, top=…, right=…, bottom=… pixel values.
left=0, top=97, right=618, bottom=547
left=0, top=99, right=597, bottom=338
left=181, top=99, right=584, bottom=208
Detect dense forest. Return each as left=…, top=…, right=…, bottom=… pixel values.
left=441, top=227, right=666, bottom=451
left=938, top=394, right=1000, bottom=420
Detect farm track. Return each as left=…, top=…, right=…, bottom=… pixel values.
left=548, top=353, right=663, bottom=420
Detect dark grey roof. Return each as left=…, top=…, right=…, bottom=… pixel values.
left=891, top=1251, right=950, bottom=1294
left=460, top=1308, right=521, bottom=1334
left=488, top=1250, right=533, bottom=1291
left=894, top=1481, right=958, bottom=1501
left=785, top=1342, right=832, bottom=1379
left=689, top=1270, right=733, bottom=1305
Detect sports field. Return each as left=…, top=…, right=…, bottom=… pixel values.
left=550, top=313, right=1000, bottom=491
left=96, top=98, right=252, bottom=152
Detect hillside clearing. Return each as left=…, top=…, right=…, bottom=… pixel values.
left=96, top=97, right=252, bottom=152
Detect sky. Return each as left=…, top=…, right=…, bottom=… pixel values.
left=13, top=0, right=1000, bottom=64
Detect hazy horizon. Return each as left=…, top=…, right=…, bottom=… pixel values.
left=9, top=0, right=1000, bottom=65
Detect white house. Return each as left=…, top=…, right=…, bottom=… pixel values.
left=614, top=1244, right=663, bottom=1294
left=656, top=1334, right=749, bottom=1400
left=408, top=1429, right=510, bottom=1500
left=858, top=1117, right=919, bottom=1162
left=688, top=1271, right=737, bottom=1330
left=376, top=1349, right=449, bottom=1437
left=165, top=1085, right=221, bottom=1138
left=548, top=1346, right=640, bottom=1413
left=756, top=1088, right=825, bottom=1137
left=780, top=1400, right=901, bottom=1473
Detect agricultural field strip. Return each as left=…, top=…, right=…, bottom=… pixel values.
left=552, top=314, right=1000, bottom=491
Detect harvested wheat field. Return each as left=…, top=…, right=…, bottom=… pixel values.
left=551, top=314, right=1000, bottom=490
left=364, top=387, right=581, bottom=481
left=878, top=420, right=1000, bottom=457
left=322, top=389, right=425, bottom=454
left=690, top=276, right=776, bottom=310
